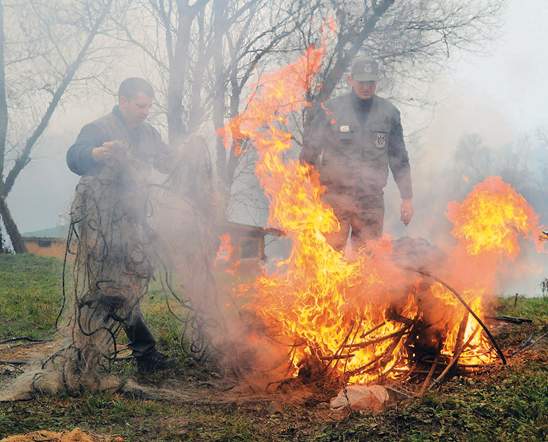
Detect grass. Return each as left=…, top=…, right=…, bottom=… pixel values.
left=498, top=295, right=548, bottom=323
left=0, top=253, right=547, bottom=441
left=315, top=359, right=547, bottom=441
left=0, top=254, right=64, bottom=340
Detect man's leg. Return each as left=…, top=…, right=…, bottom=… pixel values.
left=123, top=304, right=156, bottom=358
left=124, top=306, right=175, bottom=372
left=325, top=212, right=351, bottom=251
left=351, top=194, right=385, bottom=248
left=323, top=191, right=354, bottom=252
left=323, top=207, right=351, bottom=252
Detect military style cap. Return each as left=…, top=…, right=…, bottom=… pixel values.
left=351, top=57, right=379, bottom=82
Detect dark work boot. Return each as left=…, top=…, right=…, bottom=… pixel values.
left=136, top=350, right=176, bottom=373
left=124, top=308, right=157, bottom=358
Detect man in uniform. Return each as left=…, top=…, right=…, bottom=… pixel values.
left=301, top=57, right=414, bottom=250
left=67, top=77, right=176, bottom=373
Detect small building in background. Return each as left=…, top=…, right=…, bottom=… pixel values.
left=23, top=222, right=284, bottom=272
left=217, top=222, right=283, bottom=275
left=22, top=225, right=68, bottom=259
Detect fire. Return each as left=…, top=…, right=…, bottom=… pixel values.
left=215, top=233, right=233, bottom=263
left=220, top=45, right=542, bottom=386
left=447, top=176, right=539, bottom=259
left=440, top=177, right=541, bottom=365
left=221, top=44, right=412, bottom=384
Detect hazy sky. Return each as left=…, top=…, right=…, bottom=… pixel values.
left=8, top=0, right=548, bottom=236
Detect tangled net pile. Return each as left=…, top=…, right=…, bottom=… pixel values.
left=1, top=136, right=226, bottom=400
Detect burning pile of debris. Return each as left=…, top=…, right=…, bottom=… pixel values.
left=217, top=43, right=544, bottom=408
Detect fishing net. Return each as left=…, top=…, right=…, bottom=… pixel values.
left=0, top=135, right=226, bottom=401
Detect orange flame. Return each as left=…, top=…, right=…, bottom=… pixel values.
left=221, top=44, right=415, bottom=384
left=220, top=41, right=543, bottom=385
left=447, top=176, right=539, bottom=259
left=215, top=233, right=234, bottom=263
left=442, top=177, right=542, bottom=365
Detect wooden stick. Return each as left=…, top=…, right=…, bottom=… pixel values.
left=344, top=326, right=411, bottom=349
left=328, top=319, right=360, bottom=376
left=345, top=330, right=406, bottom=378
left=320, top=353, right=355, bottom=361
left=360, top=321, right=386, bottom=339
left=454, top=312, right=470, bottom=362
left=0, top=336, right=50, bottom=345
left=429, top=327, right=480, bottom=390
left=419, top=356, right=439, bottom=396
left=0, top=360, right=28, bottom=365
left=487, top=315, right=532, bottom=324
left=403, top=267, right=507, bottom=365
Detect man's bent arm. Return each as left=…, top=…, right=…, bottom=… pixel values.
left=388, top=110, right=413, bottom=200
left=67, top=124, right=104, bottom=176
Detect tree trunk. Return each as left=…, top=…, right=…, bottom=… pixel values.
left=167, top=8, right=193, bottom=145
left=0, top=0, right=111, bottom=253
left=0, top=0, right=8, bottom=189
left=212, top=0, right=227, bottom=185
left=0, top=196, right=26, bottom=253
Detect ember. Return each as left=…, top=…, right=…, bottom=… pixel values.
left=219, top=45, right=543, bottom=390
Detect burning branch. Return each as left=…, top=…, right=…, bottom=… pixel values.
left=404, top=267, right=507, bottom=365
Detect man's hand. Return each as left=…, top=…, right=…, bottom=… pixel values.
left=91, top=140, right=127, bottom=162
left=401, top=199, right=414, bottom=226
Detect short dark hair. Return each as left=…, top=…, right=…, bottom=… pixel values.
left=118, top=77, right=154, bottom=99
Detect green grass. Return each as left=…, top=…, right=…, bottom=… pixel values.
left=315, top=360, right=547, bottom=441
left=0, top=253, right=546, bottom=441
left=498, top=295, right=548, bottom=323
left=0, top=254, right=64, bottom=340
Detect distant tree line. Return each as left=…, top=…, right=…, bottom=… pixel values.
left=447, top=129, right=548, bottom=220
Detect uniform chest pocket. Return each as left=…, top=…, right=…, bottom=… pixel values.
left=337, top=124, right=354, bottom=144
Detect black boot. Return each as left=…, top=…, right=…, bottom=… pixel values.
left=136, top=350, right=176, bottom=373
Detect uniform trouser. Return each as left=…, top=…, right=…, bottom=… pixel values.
left=323, top=190, right=385, bottom=251
left=123, top=304, right=156, bottom=359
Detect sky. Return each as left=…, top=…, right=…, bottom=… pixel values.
left=383, top=0, right=548, bottom=227
left=7, top=0, right=548, bottom=239
left=409, top=0, right=548, bottom=151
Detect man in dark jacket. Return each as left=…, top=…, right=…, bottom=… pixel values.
left=67, top=78, right=172, bottom=176
left=67, top=78, right=176, bottom=373
left=301, top=57, right=414, bottom=250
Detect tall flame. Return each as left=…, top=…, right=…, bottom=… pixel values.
left=442, top=177, right=542, bottom=364
left=220, top=44, right=543, bottom=385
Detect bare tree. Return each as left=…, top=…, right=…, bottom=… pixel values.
left=106, top=0, right=503, bottom=223
left=0, top=0, right=114, bottom=252
left=276, top=0, right=504, bottom=121
left=108, top=0, right=313, bottom=186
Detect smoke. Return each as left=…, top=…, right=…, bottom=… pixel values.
left=0, top=134, right=243, bottom=400
left=377, top=75, right=548, bottom=297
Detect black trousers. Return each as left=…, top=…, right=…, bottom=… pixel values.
left=123, top=305, right=156, bottom=358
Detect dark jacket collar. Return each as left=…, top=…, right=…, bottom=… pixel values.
left=351, top=92, right=374, bottom=109
left=112, top=105, right=141, bottom=131
left=112, top=105, right=125, bottom=124
left=350, top=92, right=376, bottom=118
